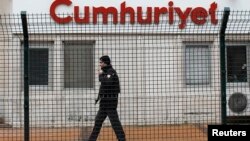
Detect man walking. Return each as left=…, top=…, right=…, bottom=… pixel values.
left=88, top=55, right=126, bottom=141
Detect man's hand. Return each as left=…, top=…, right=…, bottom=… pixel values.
left=98, top=69, right=103, bottom=75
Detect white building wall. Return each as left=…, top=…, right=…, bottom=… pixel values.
left=0, top=24, right=4, bottom=122
left=1, top=32, right=225, bottom=127
left=0, top=0, right=13, bottom=124
left=0, top=0, right=12, bottom=14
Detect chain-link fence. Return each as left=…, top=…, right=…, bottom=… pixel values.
left=0, top=8, right=249, bottom=141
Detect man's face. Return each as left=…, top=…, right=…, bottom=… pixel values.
left=99, top=60, right=107, bottom=68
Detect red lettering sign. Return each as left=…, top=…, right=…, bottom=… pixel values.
left=50, top=0, right=73, bottom=24
left=50, top=0, right=218, bottom=29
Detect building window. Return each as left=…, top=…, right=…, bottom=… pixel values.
left=185, top=45, right=210, bottom=85
left=29, top=48, right=49, bottom=85
left=64, top=41, right=94, bottom=88
left=227, top=45, right=247, bottom=83
left=27, top=41, right=53, bottom=87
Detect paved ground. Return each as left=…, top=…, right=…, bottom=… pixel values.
left=0, top=124, right=207, bottom=141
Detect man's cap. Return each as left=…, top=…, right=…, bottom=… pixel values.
left=100, top=55, right=111, bottom=65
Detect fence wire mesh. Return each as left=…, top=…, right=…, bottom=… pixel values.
left=0, top=10, right=249, bottom=141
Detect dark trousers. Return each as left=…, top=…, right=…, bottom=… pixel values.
left=88, top=99, right=126, bottom=141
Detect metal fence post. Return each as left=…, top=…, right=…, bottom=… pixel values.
left=220, top=7, right=230, bottom=125
left=21, top=11, right=30, bottom=141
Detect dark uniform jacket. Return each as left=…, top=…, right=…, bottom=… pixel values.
left=98, top=65, right=120, bottom=107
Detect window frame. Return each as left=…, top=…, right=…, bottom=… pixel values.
left=184, top=43, right=211, bottom=86
left=226, top=43, right=250, bottom=87
left=27, top=41, right=54, bottom=91
left=62, top=40, right=95, bottom=90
